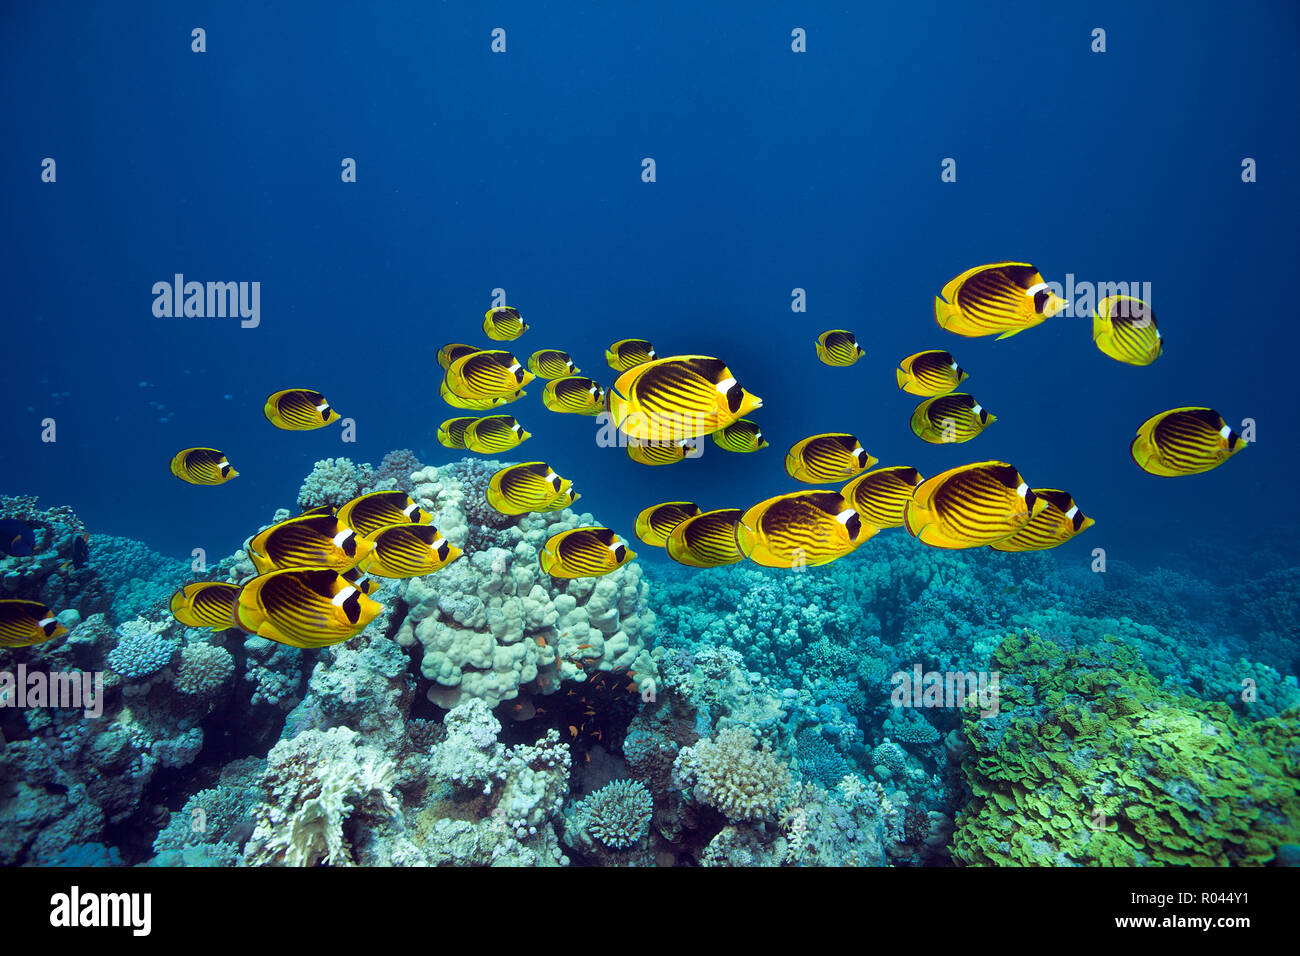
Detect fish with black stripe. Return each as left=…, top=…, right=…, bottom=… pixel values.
left=634, top=501, right=702, bottom=547
left=170, top=448, right=238, bottom=485
left=440, top=380, right=524, bottom=409
left=1130, top=407, right=1246, bottom=476
left=815, top=330, right=866, bottom=367
left=785, top=433, right=876, bottom=483
left=247, top=513, right=373, bottom=573
left=539, top=527, right=636, bottom=578
left=666, top=508, right=745, bottom=568
left=712, top=418, right=768, bottom=453
left=606, top=338, right=657, bottom=371
left=607, top=355, right=762, bottom=442
left=437, top=417, right=477, bottom=449
left=990, top=489, right=1094, bottom=552
left=840, top=466, right=924, bottom=528
left=0, top=599, right=69, bottom=648
left=542, top=376, right=607, bottom=415
left=738, top=490, right=875, bottom=568
left=896, top=350, right=968, bottom=396
left=234, top=567, right=382, bottom=648
left=904, top=460, right=1046, bottom=549
left=356, top=524, right=461, bottom=578
left=444, top=349, right=534, bottom=400
left=437, top=343, right=480, bottom=369
left=527, top=349, right=579, bottom=379
left=464, top=415, right=531, bottom=454
left=341, top=566, right=382, bottom=596
left=934, top=262, right=1068, bottom=338
left=169, top=582, right=242, bottom=629
left=626, top=438, right=689, bottom=466
left=336, top=491, right=430, bottom=537
left=263, top=389, right=341, bottom=430
left=909, top=393, right=995, bottom=444
left=487, top=462, right=576, bottom=515
left=1093, top=295, right=1162, bottom=366
left=483, top=306, right=528, bottom=341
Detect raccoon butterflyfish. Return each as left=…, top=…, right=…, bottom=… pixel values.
left=903, top=460, right=1047, bottom=549
left=437, top=343, right=480, bottom=369
left=486, top=462, right=574, bottom=516
left=169, top=582, right=242, bottom=629
left=355, top=524, right=461, bottom=578
left=896, top=350, right=967, bottom=396
left=463, top=415, right=531, bottom=454
left=908, top=393, right=995, bottom=444
left=989, top=489, right=1094, bottom=552
left=605, top=338, right=657, bottom=372
left=1129, top=407, right=1245, bottom=477
left=815, top=330, right=865, bottom=367
left=542, top=376, right=606, bottom=415
left=665, top=508, right=745, bottom=568
left=527, top=349, right=579, bottom=379
left=1093, top=295, right=1162, bottom=366
left=539, top=527, right=636, bottom=578
left=483, top=306, right=528, bottom=341
left=234, top=567, right=381, bottom=649
left=738, top=490, right=875, bottom=569
left=444, top=349, right=534, bottom=400
left=247, top=513, right=372, bottom=574
left=170, top=448, right=238, bottom=485
left=439, top=380, right=523, bottom=409
left=437, top=417, right=477, bottom=449
left=0, top=599, right=69, bottom=648
left=784, top=433, right=876, bottom=483
left=336, top=491, right=430, bottom=537
left=634, top=501, right=702, bottom=548
left=607, top=355, right=762, bottom=442
left=839, top=466, right=924, bottom=529
left=712, top=418, right=768, bottom=453
left=626, top=438, right=688, bottom=466
left=263, top=389, right=341, bottom=430
left=934, top=262, right=1068, bottom=339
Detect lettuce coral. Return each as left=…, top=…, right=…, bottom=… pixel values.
left=952, top=631, right=1300, bottom=866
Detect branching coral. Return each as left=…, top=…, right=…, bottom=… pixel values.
left=674, top=726, right=792, bottom=822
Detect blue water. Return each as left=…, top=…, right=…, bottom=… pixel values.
left=3, top=0, right=1297, bottom=565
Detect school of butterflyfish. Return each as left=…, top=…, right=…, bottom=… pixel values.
left=4, top=275, right=1239, bottom=651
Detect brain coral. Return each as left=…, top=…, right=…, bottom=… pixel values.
left=952, top=631, right=1300, bottom=866
left=578, top=779, right=654, bottom=848
left=674, top=726, right=792, bottom=822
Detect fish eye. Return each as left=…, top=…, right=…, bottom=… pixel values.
left=42, top=618, right=58, bottom=636
left=438, top=542, right=450, bottom=560
left=514, top=367, right=525, bottom=382
left=552, top=476, right=562, bottom=491
left=220, top=465, right=231, bottom=477
left=725, top=383, right=743, bottom=413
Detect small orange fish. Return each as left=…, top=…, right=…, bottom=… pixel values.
left=584, top=753, right=591, bottom=763
left=628, top=682, right=638, bottom=693
left=576, top=643, right=592, bottom=650
left=569, top=724, right=579, bottom=739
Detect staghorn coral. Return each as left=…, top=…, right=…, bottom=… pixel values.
left=674, top=726, right=792, bottom=822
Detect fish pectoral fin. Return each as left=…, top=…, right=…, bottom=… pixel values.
left=994, top=327, right=1025, bottom=340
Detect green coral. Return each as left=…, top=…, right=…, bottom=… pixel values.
left=952, top=630, right=1300, bottom=866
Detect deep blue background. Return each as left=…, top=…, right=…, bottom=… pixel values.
left=3, top=1, right=1297, bottom=570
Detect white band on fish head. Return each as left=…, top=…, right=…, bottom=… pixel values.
left=1016, top=482, right=1029, bottom=497
left=1025, top=282, right=1049, bottom=297
left=332, top=586, right=358, bottom=607
left=716, top=377, right=737, bottom=395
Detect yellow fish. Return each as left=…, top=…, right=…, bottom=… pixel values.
left=539, top=527, right=636, bottom=578
left=815, top=330, right=865, bottom=367
left=486, top=462, right=575, bottom=515
left=464, top=415, right=531, bottom=454
left=934, top=262, right=1068, bottom=338
left=712, top=419, right=768, bottom=453
left=1094, top=295, right=1162, bottom=366
left=909, top=393, right=995, bottom=444
left=634, top=501, right=702, bottom=548
left=356, top=524, right=461, bottom=578
left=483, top=306, right=528, bottom=341
left=896, top=350, right=968, bottom=396
left=247, top=514, right=373, bottom=574
left=444, top=349, right=534, bottom=400
left=606, top=338, right=657, bottom=371
left=437, top=417, right=477, bottom=449
left=170, top=448, right=238, bottom=485
left=840, top=466, right=924, bottom=529
left=626, top=438, right=688, bottom=466
left=340, top=566, right=382, bottom=596
left=169, top=582, right=242, bottom=629
left=784, top=433, right=876, bottom=483
left=234, top=567, right=382, bottom=649
left=437, top=343, right=480, bottom=369
left=439, top=380, right=523, bottom=409
left=527, top=349, right=579, bottom=379
left=607, top=355, right=762, bottom=442
left=738, top=490, right=875, bottom=568
left=263, top=389, right=341, bottom=431
left=544, top=487, right=581, bottom=510
left=904, top=461, right=1047, bottom=549
left=0, top=599, right=69, bottom=648
left=336, top=491, right=430, bottom=537
left=542, top=376, right=607, bottom=415
left=666, top=509, right=745, bottom=568
left=1130, top=407, right=1245, bottom=477
left=990, top=489, right=1094, bottom=552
